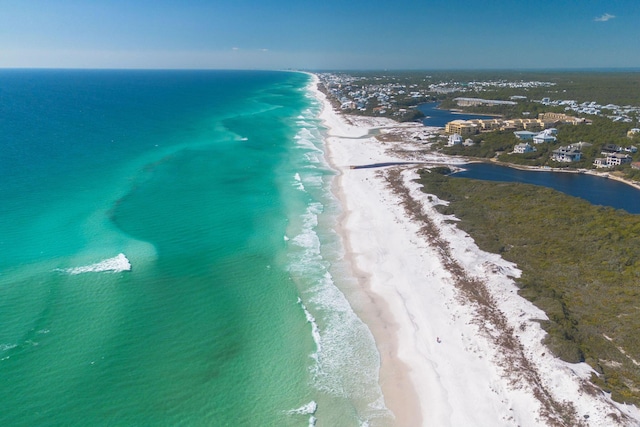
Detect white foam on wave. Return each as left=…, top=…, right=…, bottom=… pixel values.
left=294, top=128, right=324, bottom=154
left=0, top=343, right=17, bottom=352
left=287, top=400, right=318, bottom=415
left=294, top=172, right=306, bottom=191
left=62, top=253, right=131, bottom=274
left=286, top=193, right=392, bottom=424
left=286, top=400, right=318, bottom=427
left=291, top=202, right=323, bottom=252
left=298, top=298, right=322, bottom=361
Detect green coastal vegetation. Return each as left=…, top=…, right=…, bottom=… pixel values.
left=417, top=167, right=640, bottom=405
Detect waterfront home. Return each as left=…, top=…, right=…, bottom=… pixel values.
left=463, top=138, right=475, bottom=146
left=623, top=145, right=638, bottom=153
left=513, top=142, right=536, bottom=154
left=552, top=146, right=582, bottom=162
left=632, top=162, right=640, bottom=170
left=594, top=153, right=633, bottom=168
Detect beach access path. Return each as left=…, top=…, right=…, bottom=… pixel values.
left=310, top=74, right=640, bottom=427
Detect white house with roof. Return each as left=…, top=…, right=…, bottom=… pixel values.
left=533, top=132, right=557, bottom=144
left=448, top=133, right=463, bottom=146
left=594, top=153, right=633, bottom=168
left=513, top=142, right=536, bottom=154
left=514, top=131, right=537, bottom=141
left=463, top=138, right=475, bottom=146
left=552, top=146, right=582, bottom=162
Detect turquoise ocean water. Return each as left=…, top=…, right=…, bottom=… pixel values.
left=0, top=70, right=390, bottom=426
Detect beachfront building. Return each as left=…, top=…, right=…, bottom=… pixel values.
left=445, top=120, right=478, bottom=136
left=594, top=153, right=633, bottom=168
left=513, top=142, right=536, bottom=154
left=552, top=145, right=582, bottom=162
left=463, top=138, right=475, bottom=146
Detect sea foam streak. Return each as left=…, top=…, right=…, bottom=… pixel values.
left=287, top=400, right=318, bottom=427
left=62, top=253, right=131, bottom=274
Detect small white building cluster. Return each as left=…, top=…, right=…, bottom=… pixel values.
left=514, top=128, right=558, bottom=144
left=447, top=133, right=475, bottom=146
left=511, top=129, right=557, bottom=155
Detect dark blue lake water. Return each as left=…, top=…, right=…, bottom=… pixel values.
left=417, top=102, right=495, bottom=127
left=454, top=162, right=640, bottom=214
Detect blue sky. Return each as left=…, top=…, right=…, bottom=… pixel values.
left=1, top=0, right=638, bottom=69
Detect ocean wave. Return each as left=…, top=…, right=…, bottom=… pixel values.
left=287, top=400, right=318, bottom=415
left=61, top=253, right=131, bottom=274
left=294, top=172, right=305, bottom=191
left=286, top=196, right=392, bottom=423
left=287, top=400, right=318, bottom=427
left=0, top=343, right=17, bottom=352
left=298, top=298, right=322, bottom=362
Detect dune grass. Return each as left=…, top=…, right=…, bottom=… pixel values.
left=417, top=167, right=640, bottom=405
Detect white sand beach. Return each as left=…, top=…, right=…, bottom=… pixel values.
left=310, top=75, right=640, bottom=426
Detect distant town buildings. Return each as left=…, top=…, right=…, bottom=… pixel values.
left=538, top=98, right=640, bottom=123
left=453, top=97, right=517, bottom=107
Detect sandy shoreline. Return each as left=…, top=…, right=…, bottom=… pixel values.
left=309, top=74, right=640, bottom=426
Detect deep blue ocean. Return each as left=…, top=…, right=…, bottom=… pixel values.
left=0, top=70, right=390, bottom=426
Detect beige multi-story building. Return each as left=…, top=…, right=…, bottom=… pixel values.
left=445, top=120, right=478, bottom=136
left=538, top=112, right=586, bottom=125
left=445, top=118, right=553, bottom=135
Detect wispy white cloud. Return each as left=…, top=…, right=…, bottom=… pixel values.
left=594, top=13, right=615, bottom=22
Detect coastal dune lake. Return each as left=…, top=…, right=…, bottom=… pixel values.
left=454, top=162, right=640, bottom=214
